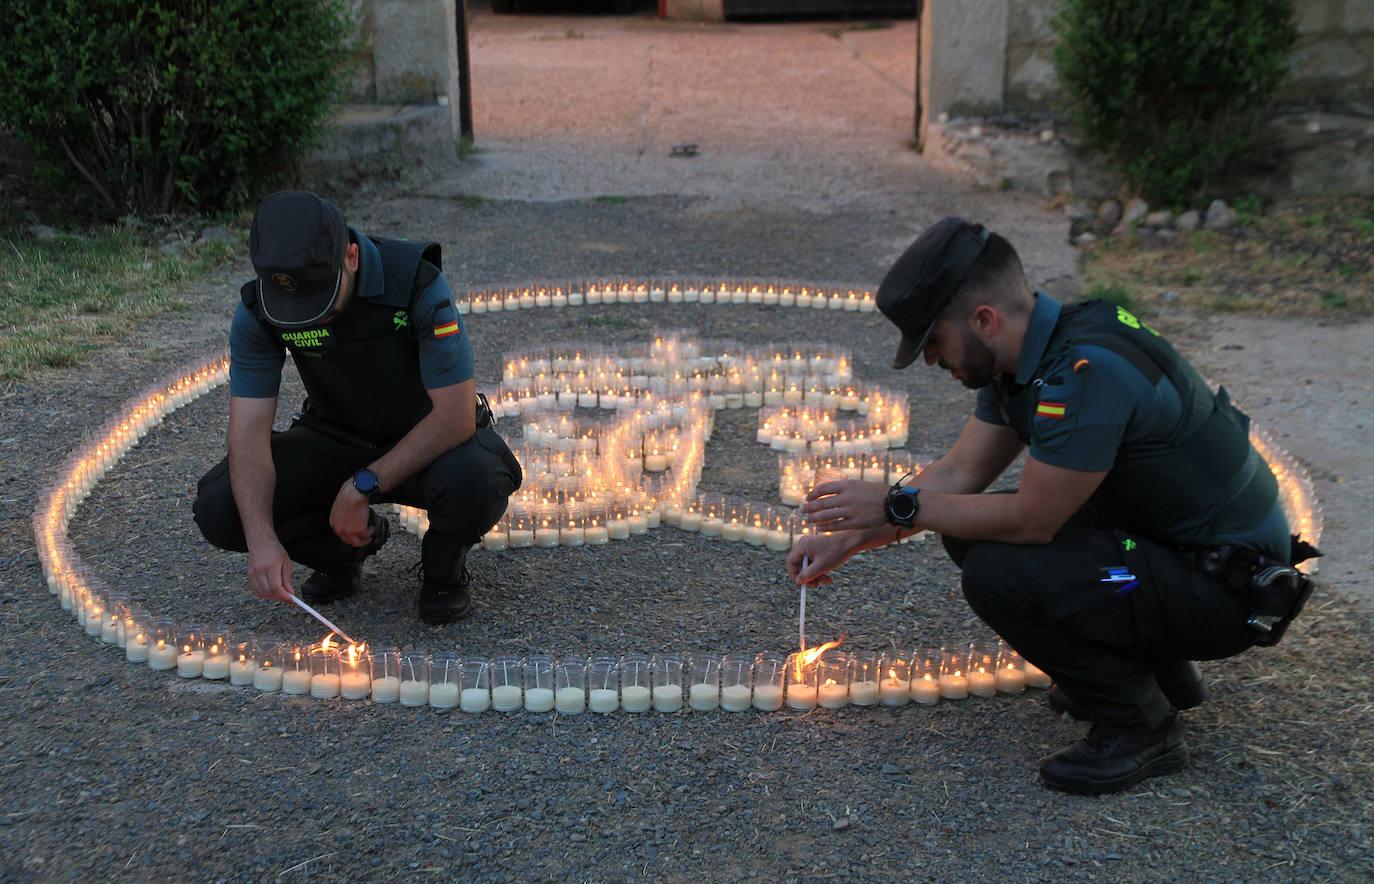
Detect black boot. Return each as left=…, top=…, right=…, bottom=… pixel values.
left=1047, top=662, right=1207, bottom=721
left=1039, top=713, right=1188, bottom=795
left=300, top=512, right=390, bottom=604
left=417, top=536, right=474, bottom=625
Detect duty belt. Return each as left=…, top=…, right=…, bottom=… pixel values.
left=1196, top=536, right=1321, bottom=647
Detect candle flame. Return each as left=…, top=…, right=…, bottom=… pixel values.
left=793, top=636, right=844, bottom=680
left=320, top=633, right=336, bottom=652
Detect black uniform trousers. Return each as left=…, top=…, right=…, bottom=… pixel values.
left=943, top=500, right=1257, bottom=731
left=193, top=420, right=522, bottom=583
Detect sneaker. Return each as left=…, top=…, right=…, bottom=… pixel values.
left=415, top=545, right=475, bottom=625
left=1039, top=714, right=1189, bottom=795
left=299, top=512, right=390, bottom=604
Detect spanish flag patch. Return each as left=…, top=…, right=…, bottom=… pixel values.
left=1036, top=401, right=1067, bottom=419
left=434, top=320, right=460, bottom=339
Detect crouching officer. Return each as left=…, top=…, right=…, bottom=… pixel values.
left=788, top=217, right=1317, bottom=795
left=193, top=191, right=522, bottom=624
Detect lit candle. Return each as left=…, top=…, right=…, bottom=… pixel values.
left=996, top=663, right=1026, bottom=694
left=202, top=643, right=230, bottom=680
left=968, top=668, right=998, bottom=698
left=700, top=517, right=723, bottom=538
left=229, top=653, right=255, bottom=686
left=606, top=518, right=631, bottom=540
left=533, top=522, right=560, bottom=548
left=818, top=679, right=849, bottom=709
left=720, top=520, right=744, bottom=542
left=340, top=648, right=370, bottom=699
left=678, top=511, right=702, bottom=532
left=253, top=662, right=283, bottom=692
left=743, top=522, right=767, bottom=546
left=627, top=512, right=649, bottom=534
left=849, top=679, right=880, bottom=706
left=786, top=684, right=817, bottom=711
left=482, top=529, right=509, bottom=552
left=880, top=672, right=909, bottom=707
left=281, top=668, right=312, bottom=695
left=937, top=672, right=968, bottom=700
left=765, top=529, right=792, bottom=552
left=559, top=524, right=585, bottom=547
left=644, top=453, right=668, bottom=473
left=508, top=528, right=535, bottom=548
left=176, top=645, right=206, bottom=678
left=584, top=523, right=609, bottom=545
left=125, top=631, right=150, bottom=664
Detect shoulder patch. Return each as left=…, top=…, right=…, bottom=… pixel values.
left=1036, top=401, right=1067, bottom=419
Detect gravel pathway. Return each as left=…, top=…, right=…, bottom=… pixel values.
left=1, top=194, right=1370, bottom=880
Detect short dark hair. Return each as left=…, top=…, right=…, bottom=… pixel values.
left=943, top=232, right=1031, bottom=319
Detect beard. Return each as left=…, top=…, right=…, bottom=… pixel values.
left=941, top=327, right=998, bottom=390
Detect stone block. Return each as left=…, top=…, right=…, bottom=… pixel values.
left=1005, top=45, right=1060, bottom=108
left=302, top=104, right=458, bottom=197
left=922, top=0, right=1009, bottom=120
left=373, top=0, right=461, bottom=135
left=1007, top=0, right=1056, bottom=44
left=1292, top=0, right=1330, bottom=34
left=1288, top=36, right=1370, bottom=83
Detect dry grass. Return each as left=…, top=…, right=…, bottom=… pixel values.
left=1080, top=196, right=1374, bottom=317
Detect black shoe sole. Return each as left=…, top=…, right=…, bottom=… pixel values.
left=1039, top=743, right=1189, bottom=796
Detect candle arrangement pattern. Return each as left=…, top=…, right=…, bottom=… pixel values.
left=31, top=279, right=1323, bottom=720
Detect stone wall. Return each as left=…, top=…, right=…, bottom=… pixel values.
left=345, top=0, right=462, bottom=124
left=1004, top=0, right=1058, bottom=110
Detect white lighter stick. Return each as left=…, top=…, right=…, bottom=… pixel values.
left=287, top=593, right=357, bottom=646
left=799, top=555, right=810, bottom=652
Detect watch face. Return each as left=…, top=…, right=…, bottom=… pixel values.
left=355, top=470, right=378, bottom=493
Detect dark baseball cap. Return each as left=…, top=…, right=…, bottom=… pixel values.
left=877, top=217, right=991, bottom=369
left=249, top=191, right=348, bottom=328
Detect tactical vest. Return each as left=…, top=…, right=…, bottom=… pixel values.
left=241, top=236, right=443, bottom=442
left=997, top=299, right=1278, bottom=549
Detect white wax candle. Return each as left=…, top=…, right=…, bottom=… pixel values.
left=744, top=391, right=763, bottom=407
left=646, top=509, right=661, bottom=528
left=720, top=522, right=744, bottom=542
left=84, top=611, right=103, bottom=637
left=253, top=666, right=283, bottom=692
left=968, top=671, right=998, bottom=697
left=482, top=531, right=509, bottom=552
left=1024, top=662, right=1052, bottom=688
left=818, top=681, right=849, bottom=709
left=492, top=684, right=523, bottom=711
left=460, top=687, right=491, bottom=713
left=429, top=682, right=460, bottom=709
left=521, top=686, right=554, bottom=712
left=628, top=515, right=649, bottom=535
left=621, top=685, right=651, bottom=713
left=644, top=454, right=668, bottom=472
left=125, top=635, right=150, bottom=664
left=282, top=670, right=312, bottom=695
left=652, top=685, right=683, bottom=712
left=700, top=517, right=723, bottom=538
left=508, top=529, right=535, bottom=549
left=584, top=526, right=609, bottom=545
left=936, top=674, right=967, bottom=700
left=559, top=527, right=585, bottom=547
left=880, top=678, right=910, bottom=706
left=997, top=668, right=1027, bottom=694
left=533, top=529, right=560, bottom=548
left=678, top=513, right=702, bottom=532
left=372, top=675, right=401, bottom=703
left=721, top=684, right=752, bottom=712
left=341, top=671, right=370, bottom=699
left=742, top=525, right=767, bottom=546
left=202, top=653, right=230, bottom=680
left=589, top=688, right=620, bottom=713
left=311, top=674, right=342, bottom=699
left=689, top=683, right=719, bottom=711
left=859, top=298, right=877, bottom=313
left=765, top=530, right=793, bottom=552
left=176, top=650, right=206, bottom=678
left=752, top=684, right=783, bottom=711
left=607, top=519, right=631, bottom=539
left=399, top=679, right=429, bottom=706
left=850, top=680, right=881, bottom=706
left=100, top=619, right=118, bottom=645
left=778, top=488, right=804, bottom=507
left=786, top=684, right=817, bottom=710
left=555, top=686, right=586, bottom=714
left=229, top=659, right=256, bottom=686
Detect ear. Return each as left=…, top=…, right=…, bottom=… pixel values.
left=968, top=303, right=1000, bottom=339
left=343, top=242, right=360, bottom=275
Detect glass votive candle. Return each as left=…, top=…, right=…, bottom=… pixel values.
left=817, top=651, right=851, bottom=709
left=252, top=639, right=284, bottom=691
left=752, top=652, right=785, bottom=711
left=719, top=653, right=754, bottom=712
left=309, top=644, right=342, bottom=699
left=369, top=649, right=402, bottom=703
left=83, top=591, right=106, bottom=638
left=688, top=653, right=721, bottom=711
left=429, top=652, right=460, bottom=709
left=175, top=625, right=206, bottom=678
left=116, top=600, right=141, bottom=649
left=967, top=640, right=999, bottom=697
left=1024, top=659, right=1053, bottom=689
left=459, top=659, right=491, bottom=713
left=937, top=647, right=969, bottom=700
left=227, top=637, right=255, bottom=685
left=651, top=653, right=684, bottom=712
left=339, top=643, right=370, bottom=699
left=555, top=656, right=587, bottom=715
left=202, top=627, right=231, bottom=680
left=785, top=652, right=819, bottom=711
left=620, top=653, right=651, bottom=713
left=508, top=512, right=535, bottom=549
left=995, top=642, right=1027, bottom=694
left=490, top=655, right=523, bottom=712
left=523, top=654, right=556, bottom=713
left=587, top=656, right=620, bottom=713
left=101, top=592, right=128, bottom=645
left=399, top=653, right=431, bottom=707
left=124, top=610, right=152, bottom=664
left=848, top=651, right=881, bottom=706
left=281, top=645, right=312, bottom=695
left=878, top=653, right=910, bottom=707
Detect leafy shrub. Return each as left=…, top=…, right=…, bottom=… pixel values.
left=0, top=0, right=352, bottom=217
left=1053, top=0, right=1296, bottom=207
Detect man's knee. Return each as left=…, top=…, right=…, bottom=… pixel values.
left=192, top=464, right=247, bottom=552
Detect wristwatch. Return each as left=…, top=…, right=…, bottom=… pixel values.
left=352, top=467, right=384, bottom=503
left=884, top=483, right=920, bottom=528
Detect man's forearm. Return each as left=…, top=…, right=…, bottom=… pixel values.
left=368, top=410, right=470, bottom=492
left=229, top=442, right=278, bottom=548
left=852, top=460, right=1040, bottom=552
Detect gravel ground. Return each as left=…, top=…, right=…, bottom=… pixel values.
left=1, top=194, right=1371, bottom=880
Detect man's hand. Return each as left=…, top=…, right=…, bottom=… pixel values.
left=330, top=480, right=373, bottom=547
left=247, top=538, right=294, bottom=601
left=800, top=479, right=891, bottom=531
left=786, top=531, right=865, bottom=587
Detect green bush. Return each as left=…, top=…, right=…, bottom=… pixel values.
left=0, top=0, right=352, bottom=217
left=1053, top=0, right=1296, bottom=207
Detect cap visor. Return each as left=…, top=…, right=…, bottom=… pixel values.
left=892, top=324, right=934, bottom=370
left=259, top=272, right=341, bottom=328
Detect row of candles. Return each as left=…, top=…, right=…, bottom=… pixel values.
left=457, top=279, right=881, bottom=315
